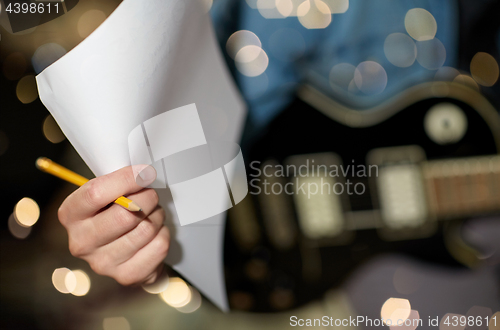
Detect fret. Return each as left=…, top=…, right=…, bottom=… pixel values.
left=422, top=163, right=440, bottom=217
left=430, top=162, right=459, bottom=217
left=423, top=155, right=500, bottom=219
left=445, top=163, right=462, bottom=216
left=454, top=162, right=471, bottom=214
left=449, top=161, right=469, bottom=215
left=466, top=160, right=491, bottom=213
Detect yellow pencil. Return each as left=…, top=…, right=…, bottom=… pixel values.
left=36, top=157, right=142, bottom=212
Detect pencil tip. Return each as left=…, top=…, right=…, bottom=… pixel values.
left=128, top=202, right=142, bottom=212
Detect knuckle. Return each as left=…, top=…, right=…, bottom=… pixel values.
left=148, top=205, right=166, bottom=227
left=113, top=206, right=139, bottom=228
left=90, top=262, right=104, bottom=276
left=155, top=229, right=170, bottom=257
left=120, top=167, right=137, bottom=189
left=84, top=179, right=104, bottom=208
left=115, top=271, right=137, bottom=286
left=156, top=206, right=166, bottom=223
left=148, top=189, right=159, bottom=206
left=89, top=256, right=110, bottom=276
left=68, top=237, right=86, bottom=258
left=135, top=220, right=157, bottom=241
left=57, top=204, right=69, bottom=225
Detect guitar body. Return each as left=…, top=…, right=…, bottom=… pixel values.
left=224, top=82, right=500, bottom=312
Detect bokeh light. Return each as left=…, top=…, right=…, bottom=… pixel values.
left=52, top=268, right=73, bottom=294
left=354, top=61, right=388, bottom=95
left=276, top=0, right=294, bottom=17
left=298, top=0, right=332, bottom=29
left=8, top=213, right=31, bottom=239
left=466, top=306, right=493, bottom=330
left=32, top=43, right=67, bottom=73
left=176, top=287, right=203, bottom=313
left=103, top=317, right=131, bottom=330
left=384, top=33, right=417, bottom=68
left=257, top=0, right=288, bottom=19
left=142, top=270, right=169, bottom=294
left=405, top=8, right=437, bottom=41
left=14, top=197, right=40, bottom=227
left=235, top=45, right=269, bottom=77
left=287, top=0, right=314, bottom=16
left=16, top=75, right=38, bottom=104
left=323, top=0, right=349, bottom=14
left=52, top=268, right=90, bottom=296
left=416, top=38, right=446, bottom=70
left=490, top=312, right=500, bottom=330
left=226, top=30, right=262, bottom=59
left=453, top=74, right=479, bottom=91
left=2, top=52, right=27, bottom=80
left=42, top=115, right=66, bottom=143
left=389, top=310, right=420, bottom=330
left=159, top=277, right=192, bottom=308
left=381, top=298, right=412, bottom=325
left=470, top=52, right=499, bottom=87
left=246, top=0, right=258, bottom=9
left=434, top=66, right=460, bottom=81
left=348, top=78, right=360, bottom=94
left=70, top=270, right=91, bottom=296
left=329, top=63, right=356, bottom=90
left=77, top=10, right=107, bottom=39
left=64, top=270, right=77, bottom=293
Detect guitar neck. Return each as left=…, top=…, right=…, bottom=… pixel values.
left=423, top=155, right=500, bottom=219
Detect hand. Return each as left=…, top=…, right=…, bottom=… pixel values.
left=57, top=165, right=169, bottom=286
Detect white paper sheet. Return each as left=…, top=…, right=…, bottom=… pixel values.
left=36, top=0, right=246, bottom=311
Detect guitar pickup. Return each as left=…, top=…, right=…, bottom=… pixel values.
left=285, top=152, right=353, bottom=246
left=367, top=145, right=437, bottom=241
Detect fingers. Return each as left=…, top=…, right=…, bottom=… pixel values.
left=84, top=188, right=161, bottom=247
left=61, top=165, right=157, bottom=221
left=98, top=226, right=170, bottom=286
left=57, top=164, right=171, bottom=288
left=99, top=206, right=166, bottom=265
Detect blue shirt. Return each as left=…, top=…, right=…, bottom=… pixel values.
left=211, top=0, right=460, bottom=132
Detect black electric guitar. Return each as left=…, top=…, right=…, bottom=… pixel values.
left=223, top=81, right=500, bottom=312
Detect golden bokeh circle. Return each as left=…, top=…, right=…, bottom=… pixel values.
left=470, top=52, right=499, bottom=87
left=43, top=115, right=66, bottom=144
left=14, top=197, right=40, bottom=227
left=16, top=75, right=38, bottom=104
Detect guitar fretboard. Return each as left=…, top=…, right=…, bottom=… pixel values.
left=423, top=155, right=500, bottom=219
